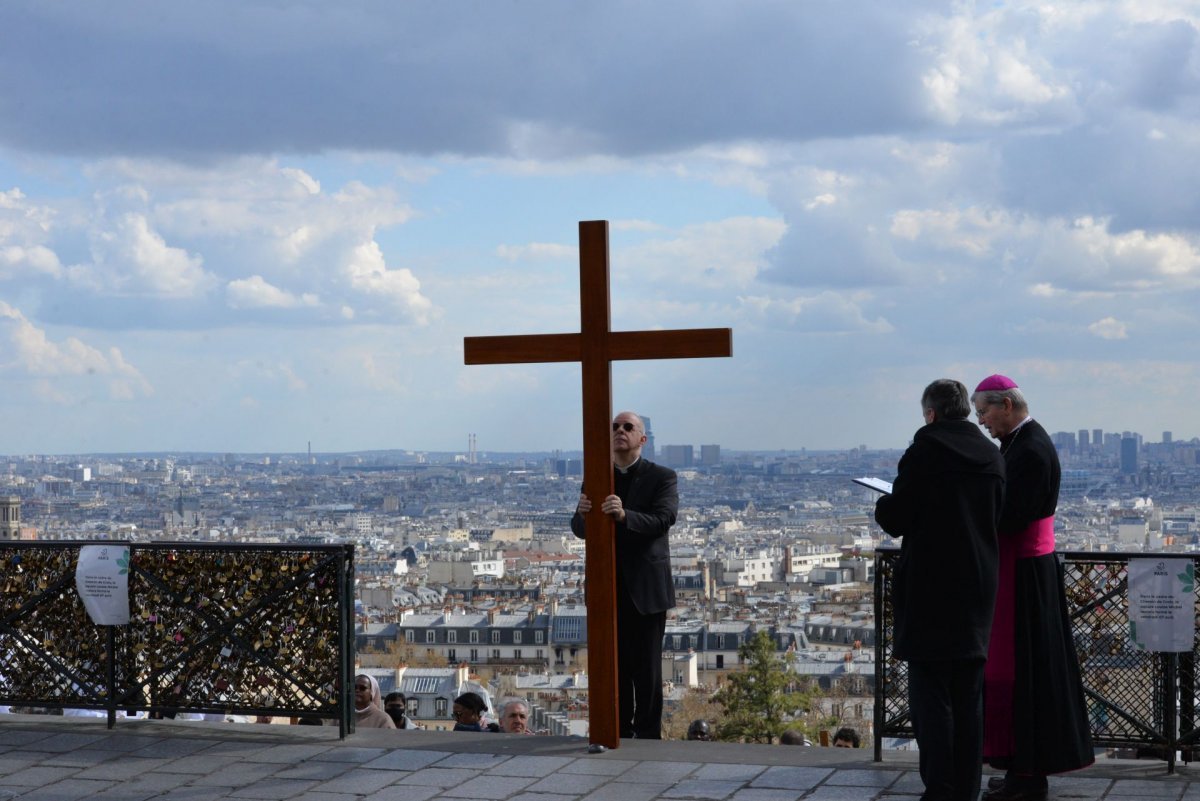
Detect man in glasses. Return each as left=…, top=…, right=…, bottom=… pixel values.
left=572, top=411, right=678, bottom=739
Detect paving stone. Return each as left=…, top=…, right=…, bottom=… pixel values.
left=242, top=742, right=336, bottom=764
left=0, top=765, right=80, bottom=787
left=113, top=772, right=190, bottom=795
left=435, top=751, right=513, bottom=770
left=311, top=746, right=391, bottom=764
left=18, top=778, right=119, bottom=801
left=30, top=732, right=110, bottom=753
left=492, top=755, right=580, bottom=777
left=310, top=768, right=410, bottom=795
left=821, top=769, right=902, bottom=788
left=580, top=781, right=675, bottom=801
left=729, top=789, right=805, bottom=801
left=226, top=777, right=319, bottom=799
left=886, top=773, right=924, bottom=794
left=526, top=772, right=611, bottom=794
left=271, top=759, right=353, bottom=781
left=441, top=775, right=539, bottom=797
left=88, top=734, right=165, bottom=753
left=693, top=764, right=769, bottom=782
left=661, top=779, right=744, bottom=799
left=0, top=751, right=56, bottom=774
left=74, top=756, right=175, bottom=781
left=614, top=761, right=699, bottom=783
left=160, top=753, right=242, bottom=774
left=130, top=737, right=216, bottom=759
left=561, top=759, right=639, bottom=776
left=361, top=748, right=453, bottom=771
left=40, top=746, right=125, bottom=768
left=1045, top=776, right=1111, bottom=795
left=506, top=794, right=581, bottom=801
left=1108, top=780, right=1184, bottom=798
left=91, top=783, right=169, bottom=801
left=750, top=767, right=834, bottom=791
left=297, top=794, right=361, bottom=801
left=397, top=766, right=481, bottom=787
left=190, top=761, right=285, bottom=787
left=800, top=786, right=880, bottom=801
left=0, top=730, right=53, bottom=748
left=362, top=786, right=444, bottom=801
left=153, top=788, right=235, bottom=800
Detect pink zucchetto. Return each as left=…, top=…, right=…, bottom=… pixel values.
left=974, top=374, right=1018, bottom=392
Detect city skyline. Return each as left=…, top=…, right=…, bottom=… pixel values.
left=1, top=3, right=1198, bottom=454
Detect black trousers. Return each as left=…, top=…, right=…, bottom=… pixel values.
left=908, top=658, right=986, bottom=801
left=616, top=588, right=667, bottom=739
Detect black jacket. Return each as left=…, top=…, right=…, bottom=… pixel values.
left=570, top=458, right=678, bottom=615
left=997, top=419, right=1059, bottom=535
left=875, top=419, right=1005, bottom=661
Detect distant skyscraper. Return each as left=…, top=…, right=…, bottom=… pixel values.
left=1120, top=437, right=1138, bottom=475
left=1163, top=431, right=1173, bottom=444
left=699, top=444, right=721, bottom=466
left=661, top=445, right=693, bottom=468
left=1092, top=429, right=1103, bottom=451
left=641, top=415, right=655, bottom=460
left=1077, top=429, right=1089, bottom=450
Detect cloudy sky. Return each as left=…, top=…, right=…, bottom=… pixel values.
left=1, top=1, right=1198, bottom=455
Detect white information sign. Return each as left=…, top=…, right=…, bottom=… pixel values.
left=75, top=545, right=131, bottom=626
left=1128, top=558, right=1194, bottom=653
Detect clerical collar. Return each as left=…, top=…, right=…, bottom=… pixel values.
left=615, top=457, right=641, bottom=475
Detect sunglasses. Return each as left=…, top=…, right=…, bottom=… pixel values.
left=612, top=422, right=639, bottom=432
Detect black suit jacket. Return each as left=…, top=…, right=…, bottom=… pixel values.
left=570, top=458, right=678, bottom=615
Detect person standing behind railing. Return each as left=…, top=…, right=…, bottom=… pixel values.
left=972, top=375, right=1093, bottom=801
left=875, top=378, right=1005, bottom=801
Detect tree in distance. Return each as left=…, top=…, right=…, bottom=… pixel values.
left=712, top=629, right=821, bottom=744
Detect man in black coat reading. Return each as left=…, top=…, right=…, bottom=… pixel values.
left=572, top=410, right=677, bottom=739
left=876, top=379, right=1005, bottom=801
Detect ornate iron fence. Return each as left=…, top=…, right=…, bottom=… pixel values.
left=0, top=541, right=356, bottom=735
left=875, top=547, right=1197, bottom=771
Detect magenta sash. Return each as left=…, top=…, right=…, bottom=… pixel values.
left=983, top=516, right=1055, bottom=760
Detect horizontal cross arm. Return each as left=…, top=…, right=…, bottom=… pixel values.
left=463, top=333, right=581, bottom=365
left=609, top=328, right=732, bottom=361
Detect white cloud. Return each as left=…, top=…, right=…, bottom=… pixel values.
left=620, top=216, right=786, bottom=290
left=1088, top=316, right=1129, bottom=340
left=736, top=292, right=894, bottom=334
left=918, top=6, right=1075, bottom=126
left=0, top=301, right=151, bottom=398
left=342, top=240, right=434, bottom=323
left=77, top=212, right=214, bottom=298
left=226, top=275, right=319, bottom=309
left=0, top=244, right=63, bottom=278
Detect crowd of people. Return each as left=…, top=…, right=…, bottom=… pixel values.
left=347, top=675, right=535, bottom=734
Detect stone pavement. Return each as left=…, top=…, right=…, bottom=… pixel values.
left=0, top=715, right=1195, bottom=801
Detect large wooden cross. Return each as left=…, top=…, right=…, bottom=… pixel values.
left=464, top=220, right=732, bottom=748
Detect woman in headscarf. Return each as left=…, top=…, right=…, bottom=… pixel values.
left=353, top=674, right=396, bottom=729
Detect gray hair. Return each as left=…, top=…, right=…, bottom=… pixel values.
left=501, top=697, right=530, bottom=715
left=970, top=387, right=1028, bottom=414
left=921, top=379, right=970, bottom=420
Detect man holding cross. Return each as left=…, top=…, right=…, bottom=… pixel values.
left=572, top=410, right=678, bottom=740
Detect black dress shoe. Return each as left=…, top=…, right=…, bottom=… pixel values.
left=987, top=776, right=1005, bottom=790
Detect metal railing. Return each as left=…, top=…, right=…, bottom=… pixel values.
left=874, top=547, right=1197, bottom=771
left=0, top=541, right=355, bottom=735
